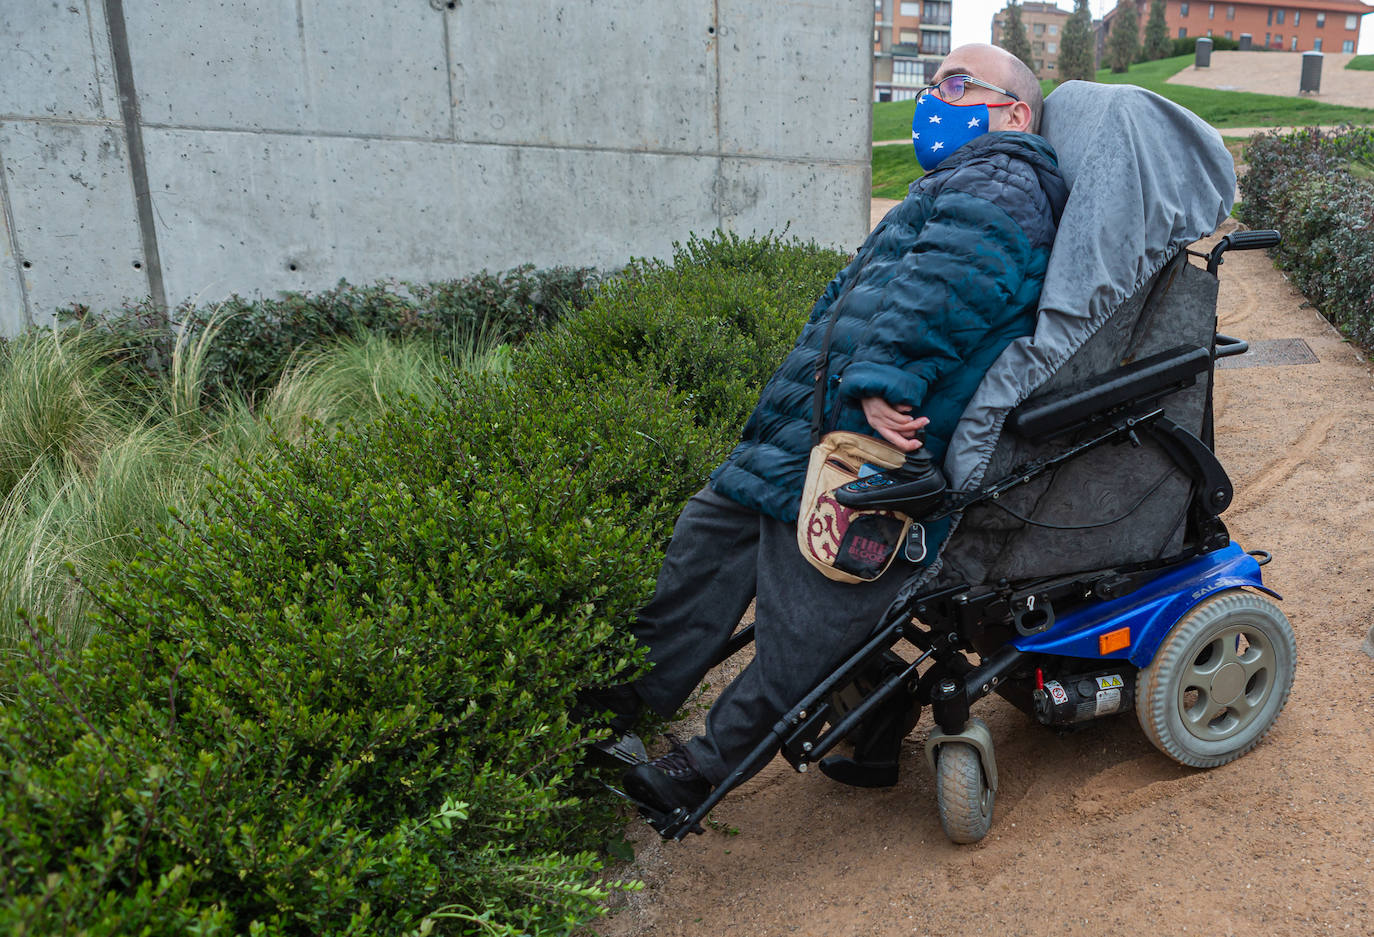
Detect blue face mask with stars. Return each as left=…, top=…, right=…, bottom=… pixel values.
left=911, top=92, right=992, bottom=172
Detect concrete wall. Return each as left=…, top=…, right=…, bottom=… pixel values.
left=0, top=0, right=873, bottom=334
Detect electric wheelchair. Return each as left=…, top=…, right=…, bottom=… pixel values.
left=623, top=81, right=1298, bottom=844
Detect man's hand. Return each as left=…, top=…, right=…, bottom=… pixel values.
left=861, top=397, right=929, bottom=452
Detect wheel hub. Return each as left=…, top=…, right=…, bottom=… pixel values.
left=1210, top=661, right=1247, bottom=705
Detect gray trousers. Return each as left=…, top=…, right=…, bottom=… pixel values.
left=632, top=486, right=912, bottom=786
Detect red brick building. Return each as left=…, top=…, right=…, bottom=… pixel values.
left=1104, top=0, right=1372, bottom=52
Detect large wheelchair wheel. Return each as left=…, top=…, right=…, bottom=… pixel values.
left=1136, top=590, right=1296, bottom=768
left=934, top=719, right=994, bottom=844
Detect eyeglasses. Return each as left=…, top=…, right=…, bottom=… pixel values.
left=916, top=73, right=1020, bottom=106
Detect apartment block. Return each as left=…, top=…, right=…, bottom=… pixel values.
left=875, top=0, right=954, bottom=101
left=1103, top=0, right=1371, bottom=52
left=991, top=2, right=1074, bottom=78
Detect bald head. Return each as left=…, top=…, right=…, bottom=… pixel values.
left=934, top=43, right=1044, bottom=134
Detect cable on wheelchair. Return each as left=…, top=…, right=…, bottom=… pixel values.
left=981, top=468, right=1174, bottom=531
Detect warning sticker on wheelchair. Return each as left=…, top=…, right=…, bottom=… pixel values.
left=1095, top=688, right=1122, bottom=715
left=1046, top=680, right=1069, bottom=705
left=1095, top=675, right=1124, bottom=690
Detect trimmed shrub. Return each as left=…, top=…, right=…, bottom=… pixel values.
left=57, top=265, right=599, bottom=405
left=1, top=231, right=849, bottom=935
left=522, top=231, right=849, bottom=432
left=1169, top=35, right=1239, bottom=55
left=1238, top=127, right=1374, bottom=347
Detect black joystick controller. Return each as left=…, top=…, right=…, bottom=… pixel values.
left=833, top=432, right=947, bottom=519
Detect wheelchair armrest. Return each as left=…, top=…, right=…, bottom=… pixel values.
left=1008, top=344, right=1211, bottom=440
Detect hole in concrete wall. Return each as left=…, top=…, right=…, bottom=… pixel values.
left=133, top=261, right=143, bottom=270
left=288, top=262, right=299, bottom=272
left=707, top=25, right=716, bottom=34
left=21, top=261, right=31, bottom=269
left=446, top=1, right=455, bottom=8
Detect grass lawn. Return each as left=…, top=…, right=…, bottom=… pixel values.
left=872, top=143, right=924, bottom=200
left=1348, top=55, right=1374, bottom=71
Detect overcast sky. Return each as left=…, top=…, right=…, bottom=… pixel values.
left=948, top=0, right=1374, bottom=54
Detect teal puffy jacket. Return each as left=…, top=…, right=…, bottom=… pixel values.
left=710, top=131, right=1068, bottom=523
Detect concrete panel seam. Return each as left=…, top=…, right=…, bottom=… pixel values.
left=713, top=0, right=723, bottom=232
left=138, top=123, right=869, bottom=168
left=83, top=0, right=110, bottom=118
left=443, top=8, right=456, bottom=140
left=0, top=132, right=34, bottom=327
left=103, top=0, right=167, bottom=312
left=0, top=115, right=124, bottom=129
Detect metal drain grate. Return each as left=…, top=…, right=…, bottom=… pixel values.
left=1217, top=338, right=1319, bottom=369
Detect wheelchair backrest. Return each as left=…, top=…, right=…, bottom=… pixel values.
left=925, top=81, right=1237, bottom=588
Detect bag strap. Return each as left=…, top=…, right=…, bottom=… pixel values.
left=810, top=285, right=857, bottom=447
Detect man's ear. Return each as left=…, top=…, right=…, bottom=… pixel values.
left=1000, top=100, right=1034, bottom=132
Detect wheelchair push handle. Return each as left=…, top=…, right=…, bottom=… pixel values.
left=1206, top=229, right=1280, bottom=274
left=1213, top=332, right=1248, bottom=359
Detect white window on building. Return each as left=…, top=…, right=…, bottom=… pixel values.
left=1314, top=37, right=1322, bottom=50
left=1180, top=2, right=1190, bottom=15
left=1344, top=39, right=1355, bottom=51
left=1293, top=10, right=1299, bottom=25
left=1208, top=27, right=1213, bottom=35
left=1179, top=26, right=1188, bottom=36
left=1275, top=9, right=1284, bottom=24
left=899, top=28, right=919, bottom=43
left=893, top=59, right=925, bottom=86
left=1049, top=24, right=1058, bottom=34
left=1225, top=29, right=1233, bottom=37
left=1316, top=12, right=1325, bottom=27
left=1047, top=41, right=1057, bottom=52
left=1346, top=14, right=1358, bottom=28
left=1274, top=33, right=1282, bottom=45
left=900, top=2, right=920, bottom=15
left=1034, top=22, right=1045, bottom=33
left=1208, top=3, right=1214, bottom=18
left=1291, top=35, right=1298, bottom=49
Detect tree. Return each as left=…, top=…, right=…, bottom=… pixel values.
left=1107, top=0, right=1141, bottom=72
left=999, top=3, right=1036, bottom=74
left=1143, top=0, right=1171, bottom=60
left=1058, top=0, right=1096, bottom=82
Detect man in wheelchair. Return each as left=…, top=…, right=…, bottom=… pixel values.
left=587, top=43, right=1296, bottom=845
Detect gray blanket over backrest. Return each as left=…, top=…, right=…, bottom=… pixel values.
left=905, top=80, right=1237, bottom=592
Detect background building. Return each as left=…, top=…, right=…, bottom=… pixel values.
left=1101, top=0, right=1372, bottom=51
left=875, top=0, right=954, bottom=100
left=1, top=1, right=873, bottom=334
left=991, top=2, right=1074, bottom=77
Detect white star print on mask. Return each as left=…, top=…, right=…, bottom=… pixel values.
left=967, top=117, right=981, bottom=128
left=929, top=114, right=942, bottom=124
left=931, top=141, right=944, bottom=151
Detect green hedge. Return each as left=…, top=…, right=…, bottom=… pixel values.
left=1170, top=36, right=1239, bottom=56
left=56, top=265, right=599, bottom=405
left=1238, top=127, right=1374, bottom=347
left=0, top=232, right=849, bottom=936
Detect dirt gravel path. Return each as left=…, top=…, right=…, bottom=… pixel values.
left=600, top=215, right=1374, bottom=936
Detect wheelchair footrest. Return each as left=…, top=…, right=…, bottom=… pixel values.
left=817, top=755, right=899, bottom=788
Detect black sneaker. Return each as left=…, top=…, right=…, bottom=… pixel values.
left=622, top=738, right=712, bottom=816
left=573, top=683, right=643, bottom=736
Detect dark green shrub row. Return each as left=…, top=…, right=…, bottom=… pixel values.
left=1238, top=127, right=1374, bottom=347
left=1, top=231, right=849, bottom=935
left=57, top=265, right=599, bottom=403
left=1169, top=35, right=1239, bottom=56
